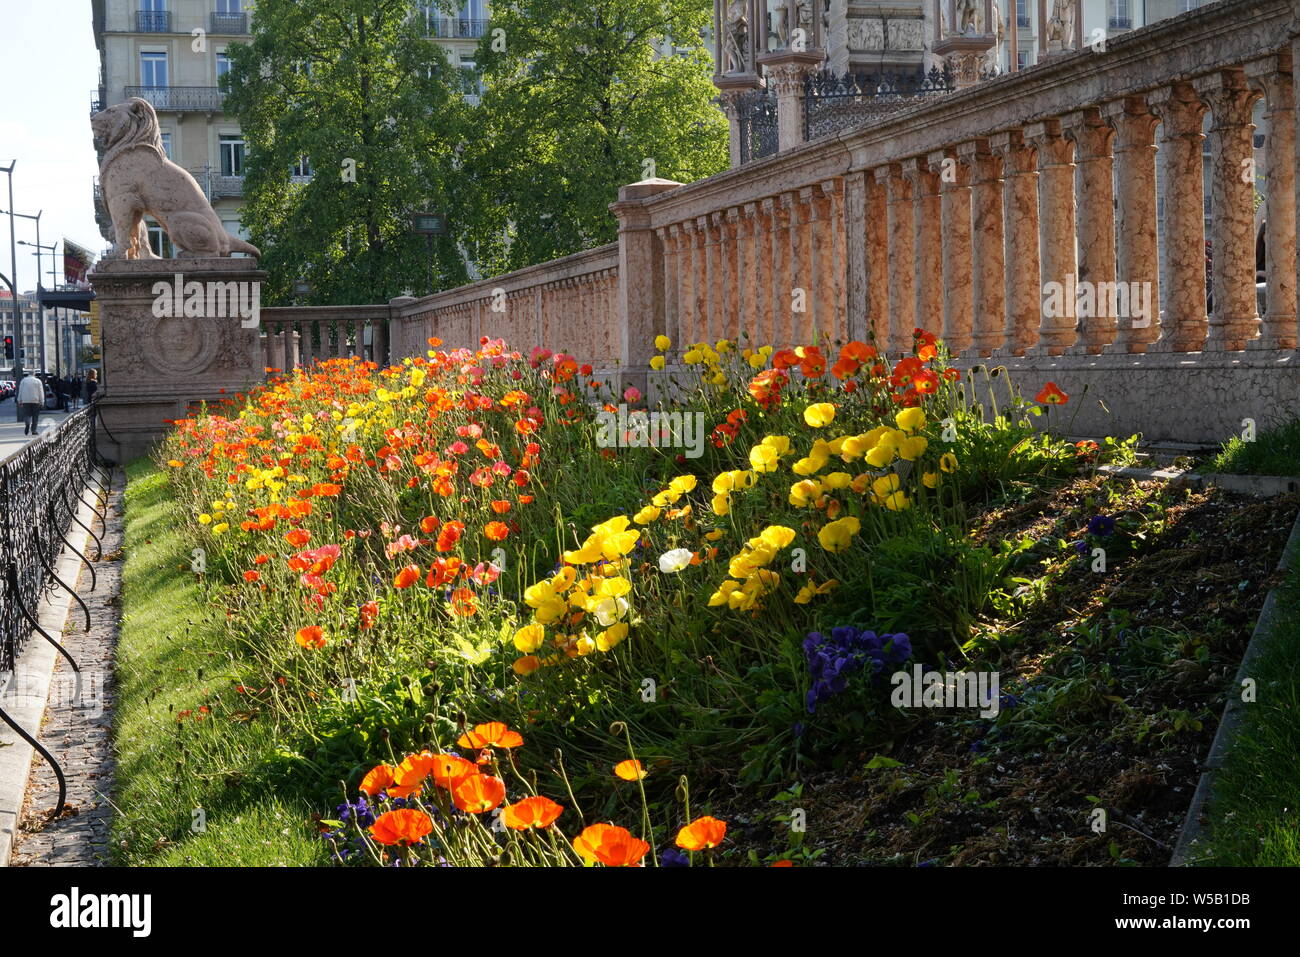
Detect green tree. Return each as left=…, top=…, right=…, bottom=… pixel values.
left=460, top=0, right=728, bottom=274
left=224, top=0, right=470, bottom=304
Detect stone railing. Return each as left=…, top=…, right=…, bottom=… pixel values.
left=259, top=305, right=392, bottom=372
left=387, top=241, right=624, bottom=374
left=236, top=1, right=1300, bottom=444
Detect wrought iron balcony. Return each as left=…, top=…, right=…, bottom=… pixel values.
left=425, top=17, right=489, bottom=39
left=210, top=11, right=248, bottom=34
left=211, top=175, right=244, bottom=198
left=123, top=86, right=225, bottom=111
left=1109, top=16, right=1133, bottom=29
left=90, top=90, right=103, bottom=115
left=137, top=9, right=171, bottom=32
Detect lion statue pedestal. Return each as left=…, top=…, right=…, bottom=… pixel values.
left=89, top=257, right=268, bottom=463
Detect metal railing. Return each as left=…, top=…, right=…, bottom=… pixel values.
left=0, top=402, right=112, bottom=817
left=803, top=67, right=955, bottom=142
left=735, top=88, right=778, bottom=165
left=123, top=86, right=225, bottom=112
left=136, top=9, right=171, bottom=32
left=210, top=11, right=248, bottom=34
left=1109, top=16, right=1133, bottom=29
left=425, top=16, right=489, bottom=38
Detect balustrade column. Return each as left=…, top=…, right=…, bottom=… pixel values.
left=990, top=131, right=1039, bottom=356
left=1247, top=56, right=1297, bottom=350
left=808, top=184, right=837, bottom=341
left=1063, top=107, right=1117, bottom=354
left=1149, top=82, right=1209, bottom=352
left=845, top=172, right=868, bottom=343
left=864, top=175, right=889, bottom=350
left=699, top=215, right=717, bottom=345
left=903, top=156, right=943, bottom=338
left=875, top=164, right=914, bottom=356
left=1199, top=69, right=1263, bottom=350
left=821, top=179, right=847, bottom=340
left=657, top=228, right=679, bottom=350
left=711, top=211, right=731, bottom=344
left=791, top=189, right=816, bottom=344
left=1026, top=119, right=1077, bottom=355
left=738, top=204, right=761, bottom=347
left=932, top=148, right=973, bottom=355
left=959, top=139, right=1005, bottom=356
left=680, top=221, right=700, bottom=346
left=1102, top=96, right=1162, bottom=354
left=727, top=207, right=745, bottom=341
left=768, top=196, right=793, bottom=346
left=745, top=203, right=771, bottom=350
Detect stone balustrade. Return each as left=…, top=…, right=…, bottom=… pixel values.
left=245, top=1, right=1300, bottom=444
left=258, top=305, right=392, bottom=372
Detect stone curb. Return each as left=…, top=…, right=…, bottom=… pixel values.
left=1098, top=464, right=1300, bottom=497
left=1168, top=508, right=1300, bottom=866
left=0, top=475, right=109, bottom=868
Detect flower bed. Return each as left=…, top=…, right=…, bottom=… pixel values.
left=154, top=329, right=1194, bottom=866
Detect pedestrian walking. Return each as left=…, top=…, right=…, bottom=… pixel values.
left=84, top=369, right=98, bottom=405
left=17, top=370, right=43, bottom=435
left=71, top=374, right=83, bottom=410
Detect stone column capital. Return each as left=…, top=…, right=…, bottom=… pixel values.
left=1148, top=81, right=1207, bottom=134
left=1062, top=106, right=1114, bottom=160
left=1244, top=53, right=1294, bottom=107
left=928, top=147, right=971, bottom=188
left=1102, top=96, right=1159, bottom=152
left=900, top=155, right=941, bottom=193
left=1194, top=68, right=1261, bottom=124
left=988, top=129, right=1036, bottom=173
left=1024, top=118, right=1072, bottom=166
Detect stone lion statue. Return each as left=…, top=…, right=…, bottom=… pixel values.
left=91, top=98, right=261, bottom=260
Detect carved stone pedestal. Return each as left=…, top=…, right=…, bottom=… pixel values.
left=90, top=258, right=267, bottom=462
left=934, top=34, right=996, bottom=90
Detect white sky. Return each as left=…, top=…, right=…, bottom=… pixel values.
left=0, top=0, right=103, bottom=293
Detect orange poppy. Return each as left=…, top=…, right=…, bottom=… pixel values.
left=676, top=815, right=727, bottom=851
left=369, top=809, right=433, bottom=846
left=359, top=764, right=396, bottom=796
left=436, top=521, right=464, bottom=552
left=614, top=759, right=647, bottom=781
left=449, top=587, right=478, bottom=617
left=489, top=500, right=512, bottom=514
left=484, top=521, right=510, bottom=541
left=502, top=795, right=564, bottom=830
left=452, top=773, right=506, bottom=813
left=420, top=515, right=441, bottom=535
left=572, top=823, right=651, bottom=867
left=285, top=528, right=311, bottom=547
left=295, top=625, right=326, bottom=649
left=1035, top=381, right=1069, bottom=405
left=429, top=753, right=476, bottom=790
left=393, top=564, right=421, bottom=589
left=243, top=570, right=260, bottom=583
left=457, top=721, right=524, bottom=750
left=359, top=600, right=379, bottom=629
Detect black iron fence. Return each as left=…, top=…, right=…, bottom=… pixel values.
left=0, top=402, right=111, bottom=815
left=803, top=67, right=955, bottom=142
left=737, top=88, right=779, bottom=165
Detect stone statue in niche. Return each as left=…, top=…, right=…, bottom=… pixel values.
left=989, top=0, right=1005, bottom=66
left=724, top=0, right=750, bottom=72
left=772, top=0, right=788, bottom=48
left=1046, top=0, right=1074, bottom=52
left=956, top=0, right=982, bottom=35
left=91, top=98, right=261, bottom=260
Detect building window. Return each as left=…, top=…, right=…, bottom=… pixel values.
left=138, top=0, right=169, bottom=32
left=219, top=135, right=245, bottom=176
left=140, top=51, right=168, bottom=87
left=1110, top=0, right=1131, bottom=29
left=160, top=132, right=172, bottom=159
left=1016, top=51, right=1029, bottom=70
left=292, top=155, right=312, bottom=177
left=459, top=61, right=485, bottom=99
left=1016, top=0, right=1030, bottom=28
left=217, top=52, right=232, bottom=82
left=146, top=219, right=173, bottom=257
left=217, top=0, right=242, bottom=12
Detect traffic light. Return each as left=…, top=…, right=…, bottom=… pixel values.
left=3, top=336, right=12, bottom=360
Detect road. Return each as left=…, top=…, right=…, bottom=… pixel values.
left=0, top=397, right=73, bottom=463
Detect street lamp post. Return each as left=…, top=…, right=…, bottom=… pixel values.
left=19, top=238, right=57, bottom=375
left=0, top=162, right=22, bottom=421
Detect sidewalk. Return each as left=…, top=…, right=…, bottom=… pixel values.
left=0, top=400, right=73, bottom=464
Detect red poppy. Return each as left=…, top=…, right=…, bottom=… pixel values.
left=572, top=823, right=650, bottom=867
left=676, top=815, right=727, bottom=851
left=452, top=773, right=506, bottom=813
left=359, top=600, right=379, bottom=629
left=457, top=721, right=524, bottom=750
left=436, top=521, right=465, bottom=552
left=295, top=625, right=326, bottom=649
left=420, top=515, right=440, bottom=535
left=1036, top=381, right=1069, bottom=405
left=393, top=564, right=421, bottom=589
left=369, top=809, right=433, bottom=846
left=243, top=570, right=260, bottom=583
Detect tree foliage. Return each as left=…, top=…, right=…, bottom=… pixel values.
left=459, top=0, right=728, bottom=274
left=224, top=0, right=470, bottom=304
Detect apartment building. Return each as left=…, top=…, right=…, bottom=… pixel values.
left=0, top=291, right=49, bottom=376
left=90, top=0, right=493, bottom=253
